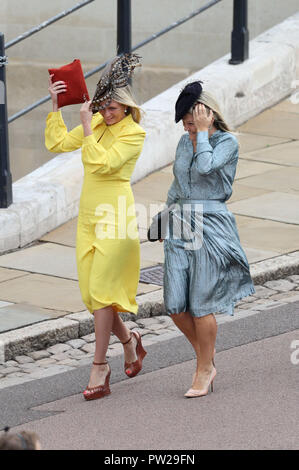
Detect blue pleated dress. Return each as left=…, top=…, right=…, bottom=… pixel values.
left=163, top=129, right=255, bottom=317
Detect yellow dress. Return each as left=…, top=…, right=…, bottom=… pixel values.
left=45, top=111, right=146, bottom=315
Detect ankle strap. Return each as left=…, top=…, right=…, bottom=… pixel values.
left=93, top=361, right=108, bottom=366
left=121, top=333, right=133, bottom=346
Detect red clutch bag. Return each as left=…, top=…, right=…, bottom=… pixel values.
left=48, top=59, right=90, bottom=108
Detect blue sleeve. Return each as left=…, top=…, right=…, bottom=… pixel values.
left=193, top=131, right=238, bottom=175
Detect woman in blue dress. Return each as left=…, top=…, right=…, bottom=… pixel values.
left=162, top=81, right=255, bottom=398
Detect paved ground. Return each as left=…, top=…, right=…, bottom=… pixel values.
left=0, top=96, right=299, bottom=332
left=0, top=292, right=298, bottom=450
left=0, top=274, right=299, bottom=389
left=1, top=325, right=298, bottom=450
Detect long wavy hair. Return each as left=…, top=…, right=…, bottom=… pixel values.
left=189, top=90, right=232, bottom=133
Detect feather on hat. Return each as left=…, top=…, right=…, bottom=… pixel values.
left=92, top=53, right=141, bottom=112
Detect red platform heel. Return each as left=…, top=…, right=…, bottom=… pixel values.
left=83, top=362, right=111, bottom=401
left=122, top=331, right=147, bottom=378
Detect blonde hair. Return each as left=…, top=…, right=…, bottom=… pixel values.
left=112, top=85, right=142, bottom=124
left=189, top=90, right=232, bottom=133
left=0, top=430, right=40, bottom=450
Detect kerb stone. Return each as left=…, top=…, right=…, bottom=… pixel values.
left=137, top=290, right=166, bottom=318
left=0, top=318, right=79, bottom=362
left=66, top=311, right=94, bottom=336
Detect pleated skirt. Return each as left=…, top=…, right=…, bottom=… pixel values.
left=163, top=199, right=255, bottom=317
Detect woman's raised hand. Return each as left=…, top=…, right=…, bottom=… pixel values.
left=193, top=103, right=214, bottom=132
left=80, top=100, right=93, bottom=137
left=48, top=74, right=67, bottom=112
left=80, top=100, right=93, bottom=123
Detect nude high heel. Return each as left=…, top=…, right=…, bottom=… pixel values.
left=83, top=362, right=111, bottom=401
left=185, top=366, right=216, bottom=398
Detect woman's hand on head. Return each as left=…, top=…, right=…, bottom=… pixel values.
left=48, top=74, right=67, bottom=112
left=193, top=103, right=214, bottom=132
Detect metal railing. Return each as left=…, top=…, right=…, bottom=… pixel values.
left=0, top=0, right=248, bottom=208
left=5, top=0, right=96, bottom=50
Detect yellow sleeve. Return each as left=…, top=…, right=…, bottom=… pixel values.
left=45, top=111, right=84, bottom=153
left=81, top=128, right=146, bottom=174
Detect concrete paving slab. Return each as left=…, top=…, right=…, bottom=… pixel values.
left=140, top=241, right=164, bottom=265
left=134, top=196, right=165, bottom=220
left=138, top=226, right=149, bottom=242
left=40, top=217, right=77, bottom=247
left=235, top=216, right=299, bottom=255
left=0, top=243, right=78, bottom=280
left=238, top=109, right=299, bottom=139
left=235, top=159, right=281, bottom=180
left=0, top=304, right=62, bottom=333
left=229, top=183, right=271, bottom=203
left=160, top=164, right=174, bottom=174
left=242, top=246, right=280, bottom=264
left=0, top=267, right=30, bottom=284
left=140, top=259, right=160, bottom=269
left=137, top=283, right=161, bottom=295
left=133, top=196, right=165, bottom=231
left=0, top=274, right=85, bottom=313
left=240, top=140, right=299, bottom=167
left=133, top=172, right=173, bottom=202
left=237, top=132, right=290, bottom=154
left=271, top=98, right=299, bottom=114
left=228, top=192, right=299, bottom=225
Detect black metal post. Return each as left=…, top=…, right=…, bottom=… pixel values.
left=0, top=33, right=12, bottom=208
left=117, top=0, right=131, bottom=55
left=229, top=0, right=249, bottom=65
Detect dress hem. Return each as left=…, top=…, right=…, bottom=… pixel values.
left=87, top=301, right=138, bottom=316
left=166, top=284, right=256, bottom=318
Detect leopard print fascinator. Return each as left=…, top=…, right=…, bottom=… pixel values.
left=91, top=53, right=142, bottom=112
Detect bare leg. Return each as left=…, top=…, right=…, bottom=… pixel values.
left=170, top=312, right=217, bottom=386
left=86, top=306, right=114, bottom=391
left=170, top=312, right=201, bottom=387
left=170, top=312, right=201, bottom=357
left=111, top=312, right=137, bottom=363
left=193, top=313, right=217, bottom=390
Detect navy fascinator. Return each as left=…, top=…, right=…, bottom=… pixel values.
left=175, top=81, right=203, bottom=123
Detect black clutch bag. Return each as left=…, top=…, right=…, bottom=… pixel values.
left=147, top=204, right=175, bottom=242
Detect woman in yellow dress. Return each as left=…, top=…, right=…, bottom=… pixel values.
left=45, top=55, right=147, bottom=401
